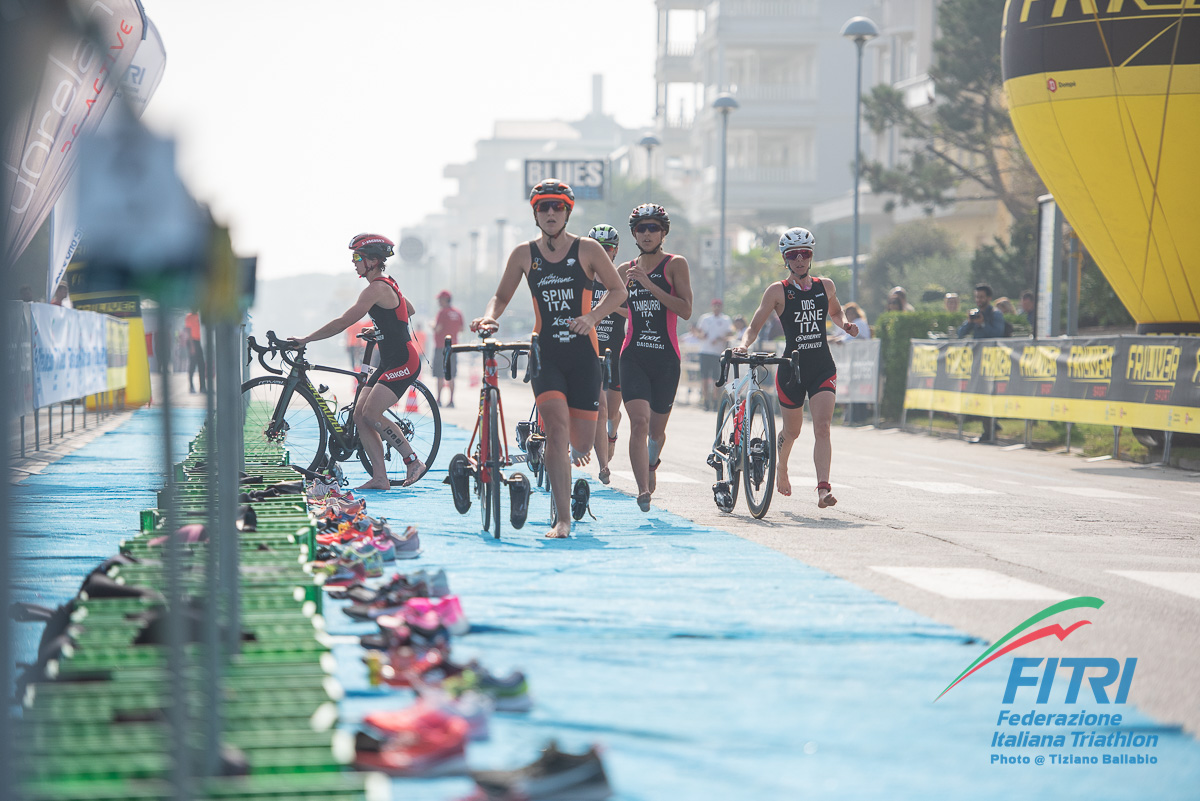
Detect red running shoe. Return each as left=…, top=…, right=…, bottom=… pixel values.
left=353, top=704, right=469, bottom=776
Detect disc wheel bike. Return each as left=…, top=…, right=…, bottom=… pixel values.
left=708, top=349, right=798, bottom=519
left=442, top=329, right=539, bottom=539
left=243, top=329, right=440, bottom=484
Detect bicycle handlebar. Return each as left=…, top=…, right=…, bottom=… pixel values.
left=715, top=348, right=800, bottom=388
left=246, top=329, right=306, bottom=376
left=443, top=333, right=541, bottom=383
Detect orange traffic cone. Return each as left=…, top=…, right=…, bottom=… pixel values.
left=405, top=388, right=419, bottom=413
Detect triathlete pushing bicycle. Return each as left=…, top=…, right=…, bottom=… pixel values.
left=471, top=180, right=627, bottom=539
left=734, top=228, right=857, bottom=507
left=291, top=233, right=426, bottom=489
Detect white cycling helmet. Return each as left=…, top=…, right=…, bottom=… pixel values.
left=778, top=227, right=815, bottom=255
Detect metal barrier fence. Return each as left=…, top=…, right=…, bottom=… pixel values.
left=9, top=302, right=129, bottom=457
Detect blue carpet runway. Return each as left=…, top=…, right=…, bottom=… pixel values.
left=10, top=411, right=1200, bottom=800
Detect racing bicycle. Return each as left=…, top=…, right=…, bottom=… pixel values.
left=708, top=348, right=799, bottom=519
left=442, top=328, right=539, bottom=539
left=243, top=329, right=440, bottom=484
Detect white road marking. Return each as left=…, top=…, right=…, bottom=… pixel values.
left=1107, top=571, right=1200, bottom=601
left=889, top=481, right=1001, bottom=495
left=1045, top=487, right=1152, bottom=500
left=869, top=567, right=1071, bottom=600
left=608, top=470, right=699, bottom=485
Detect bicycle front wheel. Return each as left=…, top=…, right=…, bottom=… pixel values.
left=714, top=393, right=741, bottom=511
left=742, top=390, right=777, bottom=519
left=358, top=380, right=441, bottom=485
left=487, top=390, right=502, bottom=538
left=241, top=376, right=328, bottom=471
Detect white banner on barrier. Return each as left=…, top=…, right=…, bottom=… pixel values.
left=831, top=338, right=881, bottom=405
left=30, top=303, right=108, bottom=408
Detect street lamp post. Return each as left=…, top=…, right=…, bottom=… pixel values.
left=638, top=133, right=661, bottom=202
left=841, top=15, right=879, bottom=305
left=712, top=93, right=738, bottom=305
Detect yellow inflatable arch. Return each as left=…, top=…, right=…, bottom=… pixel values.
left=1002, top=0, right=1200, bottom=333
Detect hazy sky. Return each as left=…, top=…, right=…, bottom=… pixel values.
left=140, top=0, right=658, bottom=280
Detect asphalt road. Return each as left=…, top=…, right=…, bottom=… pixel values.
left=435, top=376, right=1200, bottom=738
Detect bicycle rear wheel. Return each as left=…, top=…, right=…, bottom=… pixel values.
left=358, top=380, right=441, bottom=485
left=742, top=390, right=777, bottom=519
left=241, top=376, right=328, bottom=471
left=714, top=393, right=741, bottom=511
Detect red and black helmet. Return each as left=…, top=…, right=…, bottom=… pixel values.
left=348, top=233, right=395, bottom=260
left=529, top=179, right=575, bottom=211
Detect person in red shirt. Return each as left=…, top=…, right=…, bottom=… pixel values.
left=184, top=311, right=206, bottom=393
left=432, top=290, right=464, bottom=407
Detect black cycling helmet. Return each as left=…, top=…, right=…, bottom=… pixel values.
left=629, top=203, right=670, bottom=234
left=529, top=179, right=575, bottom=211
left=348, top=233, right=395, bottom=260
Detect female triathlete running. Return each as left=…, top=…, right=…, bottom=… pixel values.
left=291, top=233, right=425, bottom=489
left=734, top=227, right=858, bottom=507
left=587, top=223, right=627, bottom=485
left=472, top=180, right=627, bottom=538
left=618, top=204, right=693, bottom=512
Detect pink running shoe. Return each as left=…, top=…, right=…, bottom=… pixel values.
left=405, top=596, right=470, bottom=637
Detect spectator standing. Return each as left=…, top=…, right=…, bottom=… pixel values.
left=1020, top=290, right=1036, bottom=329
left=888, top=286, right=915, bottom=312
left=185, top=310, right=206, bottom=393
left=956, top=283, right=1006, bottom=442
left=957, top=284, right=1007, bottom=339
left=432, top=290, right=464, bottom=408
left=693, top=298, right=734, bottom=411
left=943, top=293, right=960, bottom=313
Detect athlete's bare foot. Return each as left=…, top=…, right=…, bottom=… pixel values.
left=776, top=468, right=792, bottom=497
left=356, top=478, right=391, bottom=491
left=571, top=447, right=591, bottom=467
left=817, top=482, right=837, bottom=508
left=401, top=459, right=425, bottom=487
left=545, top=521, right=571, bottom=538
left=598, top=466, right=610, bottom=485
left=636, top=491, right=651, bottom=513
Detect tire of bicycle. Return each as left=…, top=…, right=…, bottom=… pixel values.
left=742, top=390, right=777, bottom=519
left=486, top=389, right=503, bottom=539
left=241, top=376, right=329, bottom=472
left=714, top=393, right=741, bottom=511
left=357, top=380, right=442, bottom=485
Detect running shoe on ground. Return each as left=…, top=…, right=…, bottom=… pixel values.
left=443, top=665, right=531, bottom=713
left=464, top=740, right=611, bottom=800
left=353, top=705, right=469, bottom=777
left=375, top=520, right=420, bottom=560
left=370, top=691, right=492, bottom=742
left=377, top=645, right=452, bottom=688
left=404, top=595, right=470, bottom=636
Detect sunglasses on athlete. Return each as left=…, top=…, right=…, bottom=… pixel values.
left=351, top=253, right=365, bottom=263
left=536, top=200, right=567, bottom=213
left=784, top=248, right=814, bottom=261
left=634, top=223, right=663, bottom=234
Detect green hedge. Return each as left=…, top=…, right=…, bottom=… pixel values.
left=875, top=311, right=965, bottom=420
left=874, top=311, right=1031, bottom=420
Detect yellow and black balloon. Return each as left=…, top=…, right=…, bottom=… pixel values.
left=1002, top=1, right=1199, bottom=334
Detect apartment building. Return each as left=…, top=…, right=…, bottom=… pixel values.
left=649, top=0, right=876, bottom=243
